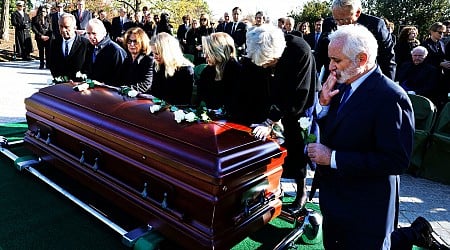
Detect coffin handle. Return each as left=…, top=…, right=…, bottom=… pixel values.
left=35, top=128, right=41, bottom=139
left=45, top=133, right=51, bottom=145
left=92, top=157, right=99, bottom=171
left=141, top=182, right=148, bottom=198
left=161, top=192, right=168, bottom=209
left=80, top=150, right=85, bottom=165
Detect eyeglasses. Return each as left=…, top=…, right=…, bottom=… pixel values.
left=435, top=31, right=444, bottom=35
left=127, top=39, right=138, bottom=45
left=200, top=18, right=207, bottom=21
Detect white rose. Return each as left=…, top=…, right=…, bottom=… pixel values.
left=200, top=113, right=209, bottom=122
left=298, top=117, right=312, bottom=130
left=173, top=110, right=185, bottom=123
left=127, top=90, right=138, bottom=97
left=73, top=82, right=89, bottom=91
left=149, top=104, right=161, bottom=113
left=75, top=71, right=87, bottom=80
left=185, top=112, right=197, bottom=122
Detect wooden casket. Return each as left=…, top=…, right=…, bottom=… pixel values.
left=24, top=83, right=285, bottom=249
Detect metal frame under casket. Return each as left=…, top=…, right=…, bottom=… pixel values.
left=23, top=83, right=286, bottom=250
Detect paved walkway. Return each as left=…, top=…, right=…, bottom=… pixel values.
left=1, top=60, right=449, bottom=247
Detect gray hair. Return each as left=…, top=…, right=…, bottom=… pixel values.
left=59, top=13, right=76, bottom=27
left=411, top=46, right=428, bottom=57
left=331, top=0, right=362, bottom=12
left=328, top=24, right=378, bottom=67
left=245, top=24, right=286, bottom=66
left=87, top=18, right=107, bottom=37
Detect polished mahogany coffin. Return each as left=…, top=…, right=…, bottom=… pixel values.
left=24, top=83, right=285, bottom=249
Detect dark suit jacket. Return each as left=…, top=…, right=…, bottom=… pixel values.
left=11, top=10, right=33, bottom=55
left=71, top=9, right=91, bottom=30
left=111, top=16, right=126, bottom=42
left=225, top=21, right=246, bottom=47
left=317, top=67, right=414, bottom=249
left=49, top=34, right=90, bottom=80
left=357, top=13, right=396, bottom=79
left=50, top=12, right=66, bottom=40
left=176, top=23, right=189, bottom=41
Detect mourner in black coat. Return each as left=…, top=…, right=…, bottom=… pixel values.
left=244, top=25, right=319, bottom=213
left=119, top=27, right=154, bottom=93
left=150, top=32, right=194, bottom=105
left=31, top=6, right=52, bottom=69
left=85, top=19, right=127, bottom=86
left=196, top=33, right=242, bottom=114
left=11, top=1, right=33, bottom=60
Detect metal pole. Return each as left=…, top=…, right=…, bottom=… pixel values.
left=0, top=144, right=128, bottom=236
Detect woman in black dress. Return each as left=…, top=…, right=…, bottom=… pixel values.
left=196, top=32, right=241, bottom=114
left=149, top=32, right=194, bottom=105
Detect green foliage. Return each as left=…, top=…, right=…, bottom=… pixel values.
left=369, top=0, right=450, bottom=40
left=288, top=0, right=331, bottom=28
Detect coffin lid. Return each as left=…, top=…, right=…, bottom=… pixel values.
left=26, top=84, right=282, bottom=177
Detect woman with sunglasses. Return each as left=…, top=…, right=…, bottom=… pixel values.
left=120, top=27, right=154, bottom=93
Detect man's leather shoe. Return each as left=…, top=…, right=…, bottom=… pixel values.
left=412, top=216, right=449, bottom=250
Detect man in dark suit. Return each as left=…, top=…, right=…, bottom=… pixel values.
left=85, top=18, right=127, bottom=86
left=215, top=12, right=230, bottom=32
left=307, top=24, right=414, bottom=249
left=110, top=7, right=128, bottom=44
left=50, top=2, right=66, bottom=40
left=11, top=1, right=33, bottom=60
left=49, top=13, right=89, bottom=80
left=71, top=0, right=91, bottom=34
left=331, top=0, right=396, bottom=79
left=226, top=7, right=247, bottom=58
left=176, top=15, right=190, bottom=52
left=304, top=18, right=323, bottom=51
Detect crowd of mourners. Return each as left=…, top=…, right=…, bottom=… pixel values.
left=9, top=0, right=450, bottom=249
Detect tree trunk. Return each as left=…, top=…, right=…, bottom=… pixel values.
left=0, top=0, right=10, bottom=41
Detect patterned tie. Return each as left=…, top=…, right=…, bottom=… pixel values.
left=337, top=84, right=352, bottom=113
left=64, top=40, right=69, bottom=57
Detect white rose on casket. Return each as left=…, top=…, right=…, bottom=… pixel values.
left=149, top=104, right=161, bottom=113
left=174, top=109, right=185, bottom=123
left=185, top=112, right=197, bottom=122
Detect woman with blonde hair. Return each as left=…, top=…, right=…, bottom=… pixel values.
left=120, top=27, right=154, bottom=93
left=196, top=32, right=241, bottom=111
left=150, top=32, right=194, bottom=105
